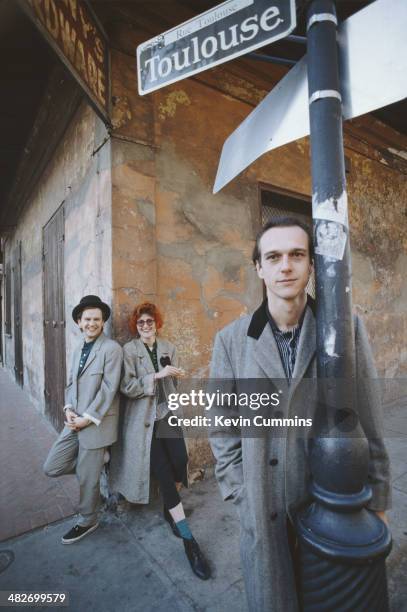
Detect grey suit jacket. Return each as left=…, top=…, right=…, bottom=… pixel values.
left=209, top=298, right=391, bottom=612
left=209, top=298, right=391, bottom=513
left=65, top=333, right=123, bottom=450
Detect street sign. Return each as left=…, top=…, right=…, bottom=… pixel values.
left=137, top=0, right=296, bottom=96
left=214, top=0, right=407, bottom=193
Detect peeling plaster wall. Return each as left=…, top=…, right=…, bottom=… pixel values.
left=3, top=102, right=112, bottom=415
left=348, top=155, right=407, bottom=379
left=111, top=137, right=157, bottom=341
left=109, top=31, right=406, bottom=465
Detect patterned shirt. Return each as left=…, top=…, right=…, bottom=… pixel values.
left=144, top=342, right=159, bottom=373
left=144, top=342, right=168, bottom=421
left=267, top=308, right=305, bottom=381
left=77, top=339, right=96, bottom=376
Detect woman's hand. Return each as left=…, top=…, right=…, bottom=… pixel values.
left=154, top=365, right=185, bottom=379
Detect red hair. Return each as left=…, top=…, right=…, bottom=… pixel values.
left=129, top=302, right=164, bottom=337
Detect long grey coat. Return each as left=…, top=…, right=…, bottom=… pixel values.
left=109, top=337, right=179, bottom=503
left=209, top=299, right=391, bottom=612
left=65, top=333, right=123, bottom=450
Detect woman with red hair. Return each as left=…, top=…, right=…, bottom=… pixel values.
left=110, top=302, right=210, bottom=580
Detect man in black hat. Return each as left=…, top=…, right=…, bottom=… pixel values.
left=43, top=295, right=123, bottom=544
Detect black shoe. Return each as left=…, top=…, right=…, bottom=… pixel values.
left=163, top=506, right=182, bottom=538
left=183, top=538, right=211, bottom=580
left=61, top=522, right=99, bottom=544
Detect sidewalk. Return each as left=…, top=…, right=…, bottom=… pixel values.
left=0, top=475, right=246, bottom=612
left=0, top=367, right=406, bottom=611
left=0, top=470, right=406, bottom=611
left=0, top=369, right=78, bottom=541
left=382, top=400, right=407, bottom=611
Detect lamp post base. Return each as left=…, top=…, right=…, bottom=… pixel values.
left=298, top=539, right=390, bottom=611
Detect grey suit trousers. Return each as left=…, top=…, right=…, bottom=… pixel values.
left=43, top=427, right=105, bottom=526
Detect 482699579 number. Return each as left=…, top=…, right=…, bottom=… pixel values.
left=0, top=592, right=68, bottom=607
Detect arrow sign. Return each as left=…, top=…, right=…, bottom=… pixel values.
left=214, top=0, right=407, bottom=193
left=137, top=0, right=296, bottom=95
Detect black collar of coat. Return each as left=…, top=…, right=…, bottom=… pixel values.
left=247, top=294, right=316, bottom=340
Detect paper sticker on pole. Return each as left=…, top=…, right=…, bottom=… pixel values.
left=314, top=221, right=347, bottom=261
left=137, top=0, right=296, bottom=95
left=214, top=0, right=407, bottom=193
left=313, top=193, right=349, bottom=227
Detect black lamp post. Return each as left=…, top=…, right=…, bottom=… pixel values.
left=295, top=1, right=392, bottom=609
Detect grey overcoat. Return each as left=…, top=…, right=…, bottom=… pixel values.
left=109, top=337, right=180, bottom=503
left=209, top=298, right=391, bottom=612
left=65, top=332, right=123, bottom=450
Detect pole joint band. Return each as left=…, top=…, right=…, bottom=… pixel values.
left=309, top=90, right=342, bottom=105
left=307, top=13, right=338, bottom=31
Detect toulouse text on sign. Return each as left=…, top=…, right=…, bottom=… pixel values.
left=137, top=0, right=296, bottom=95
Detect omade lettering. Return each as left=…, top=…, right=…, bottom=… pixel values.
left=24, top=0, right=106, bottom=108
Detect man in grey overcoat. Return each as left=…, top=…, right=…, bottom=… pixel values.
left=44, top=295, right=123, bottom=544
left=209, top=218, right=391, bottom=611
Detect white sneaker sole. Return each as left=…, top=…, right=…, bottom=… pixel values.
left=61, top=522, right=99, bottom=545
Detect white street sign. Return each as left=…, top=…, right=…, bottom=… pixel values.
left=137, top=0, right=296, bottom=95
left=214, top=0, right=407, bottom=193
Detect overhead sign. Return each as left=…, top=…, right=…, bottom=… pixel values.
left=18, top=0, right=110, bottom=122
left=214, top=0, right=407, bottom=193
left=137, top=0, right=296, bottom=95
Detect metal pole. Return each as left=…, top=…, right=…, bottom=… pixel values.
left=295, top=1, right=392, bottom=609
left=247, top=52, right=296, bottom=66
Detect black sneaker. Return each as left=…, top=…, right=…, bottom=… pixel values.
left=61, top=523, right=99, bottom=544
left=183, top=538, right=211, bottom=580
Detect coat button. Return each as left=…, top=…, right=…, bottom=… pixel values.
left=144, top=423, right=150, bottom=428
left=269, top=458, right=278, bottom=466
left=270, top=512, right=278, bottom=521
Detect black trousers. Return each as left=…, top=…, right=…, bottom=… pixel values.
left=150, top=415, right=188, bottom=510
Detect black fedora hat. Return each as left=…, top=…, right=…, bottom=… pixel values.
left=72, top=295, right=111, bottom=322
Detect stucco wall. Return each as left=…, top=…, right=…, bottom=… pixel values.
left=348, top=155, right=407, bottom=378
left=110, top=44, right=406, bottom=365
left=3, top=101, right=112, bottom=413
left=108, top=31, right=406, bottom=469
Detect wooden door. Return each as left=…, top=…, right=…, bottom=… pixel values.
left=43, top=206, right=66, bottom=431
left=13, top=242, right=23, bottom=385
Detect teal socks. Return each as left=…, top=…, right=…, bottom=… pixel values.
left=175, top=518, right=193, bottom=540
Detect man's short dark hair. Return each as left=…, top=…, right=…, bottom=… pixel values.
left=252, top=217, right=314, bottom=265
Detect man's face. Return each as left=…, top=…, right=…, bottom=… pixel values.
left=78, top=308, right=104, bottom=341
left=256, top=226, right=313, bottom=301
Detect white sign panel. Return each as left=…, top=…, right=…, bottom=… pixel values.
left=137, top=0, right=296, bottom=95
left=214, top=0, right=407, bottom=193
